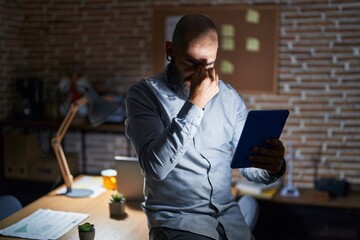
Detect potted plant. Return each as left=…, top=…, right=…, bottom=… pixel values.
left=109, top=192, right=126, bottom=218
left=78, top=222, right=95, bottom=240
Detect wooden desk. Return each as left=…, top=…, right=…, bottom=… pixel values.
left=271, top=188, right=360, bottom=209
left=0, top=176, right=148, bottom=240
left=249, top=188, right=360, bottom=240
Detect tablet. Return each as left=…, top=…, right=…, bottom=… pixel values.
left=231, top=109, right=289, bottom=169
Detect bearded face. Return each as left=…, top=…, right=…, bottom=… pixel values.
left=165, top=30, right=218, bottom=100
left=167, top=60, right=190, bottom=100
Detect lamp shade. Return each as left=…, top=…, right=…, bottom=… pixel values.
left=84, top=87, right=118, bottom=127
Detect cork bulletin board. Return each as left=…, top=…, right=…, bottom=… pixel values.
left=152, top=5, right=279, bottom=94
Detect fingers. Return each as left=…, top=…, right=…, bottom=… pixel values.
left=188, top=66, right=219, bottom=109
left=191, top=67, right=218, bottom=90
left=265, top=139, right=285, bottom=151
left=250, top=156, right=283, bottom=174
left=197, top=67, right=215, bottom=81
left=207, top=68, right=214, bottom=80
left=252, top=146, right=284, bottom=158
left=192, top=65, right=204, bottom=83
left=207, top=68, right=219, bottom=83
left=248, top=139, right=285, bottom=174
left=252, top=139, right=284, bottom=157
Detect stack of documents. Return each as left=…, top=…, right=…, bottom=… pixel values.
left=0, top=209, right=88, bottom=239
left=236, top=181, right=281, bottom=199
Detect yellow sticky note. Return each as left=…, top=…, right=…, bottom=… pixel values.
left=246, top=37, right=260, bottom=52
left=246, top=9, right=260, bottom=24
left=221, top=24, right=235, bottom=37
left=220, top=60, right=234, bottom=74
left=221, top=38, right=235, bottom=51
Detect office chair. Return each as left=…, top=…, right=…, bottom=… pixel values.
left=238, top=195, right=259, bottom=231
left=0, top=195, right=23, bottom=221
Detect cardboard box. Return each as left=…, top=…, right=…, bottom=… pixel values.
left=3, top=131, right=40, bottom=179
left=4, top=131, right=79, bottom=182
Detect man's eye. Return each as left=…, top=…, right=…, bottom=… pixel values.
left=183, top=60, right=197, bottom=67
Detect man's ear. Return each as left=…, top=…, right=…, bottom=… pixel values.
left=165, top=41, right=173, bottom=60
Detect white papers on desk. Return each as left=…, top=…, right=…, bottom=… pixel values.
left=0, top=209, right=88, bottom=239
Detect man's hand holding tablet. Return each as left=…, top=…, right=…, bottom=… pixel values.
left=231, top=110, right=290, bottom=175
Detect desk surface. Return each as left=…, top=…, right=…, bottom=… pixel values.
left=237, top=187, right=360, bottom=209
left=271, top=188, right=360, bottom=209
left=0, top=176, right=148, bottom=240
left=2, top=180, right=359, bottom=240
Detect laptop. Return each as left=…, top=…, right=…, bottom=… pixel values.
left=114, top=156, right=144, bottom=201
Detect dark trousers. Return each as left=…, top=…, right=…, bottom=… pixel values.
left=150, top=223, right=228, bottom=240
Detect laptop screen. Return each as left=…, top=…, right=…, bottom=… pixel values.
left=114, top=156, right=144, bottom=201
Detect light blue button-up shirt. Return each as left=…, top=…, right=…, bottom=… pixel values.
left=125, top=67, right=280, bottom=240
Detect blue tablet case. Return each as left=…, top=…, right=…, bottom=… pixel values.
left=231, top=109, right=289, bottom=169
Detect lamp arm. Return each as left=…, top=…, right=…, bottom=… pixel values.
left=52, top=96, right=88, bottom=191
left=56, top=96, right=88, bottom=140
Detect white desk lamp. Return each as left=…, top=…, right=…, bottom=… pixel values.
left=280, top=142, right=300, bottom=197
left=52, top=83, right=118, bottom=198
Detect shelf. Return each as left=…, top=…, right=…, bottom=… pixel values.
left=0, top=118, right=131, bottom=206
left=0, top=118, right=125, bottom=133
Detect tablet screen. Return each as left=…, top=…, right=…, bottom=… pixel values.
left=231, top=109, right=289, bottom=169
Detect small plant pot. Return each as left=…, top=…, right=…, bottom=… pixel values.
left=78, top=229, right=95, bottom=240
left=109, top=202, right=125, bottom=218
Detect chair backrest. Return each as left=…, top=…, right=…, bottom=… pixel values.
left=0, top=195, right=23, bottom=221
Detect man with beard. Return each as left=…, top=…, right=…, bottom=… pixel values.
left=125, top=14, right=286, bottom=240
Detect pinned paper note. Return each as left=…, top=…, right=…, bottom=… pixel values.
left=221, top=24, right=235, bottom=37
left=221, top=24, right=235, bottom=51
left=246, top=9, right=260, bottom=24
left=220, top=60, right=234, bottom=74
left=246, top=37, right=260, bottom=52
left=221, top=38, right=235, bottom=51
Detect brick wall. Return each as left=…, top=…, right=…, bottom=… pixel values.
left=1, top=0, right=359, bottom=189
left=0, top=0, right=23, bottom=118
left=275, top=0, right=360, bottom=189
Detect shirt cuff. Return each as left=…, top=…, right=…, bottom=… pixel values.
left=268, top=159, right=287, bottom=178
left=177, top=100, right=204, bottom=127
